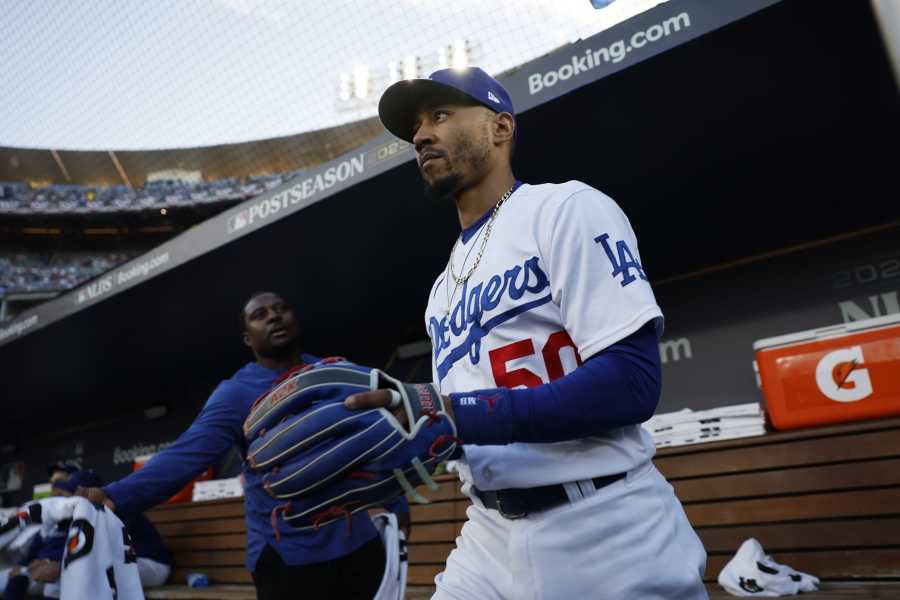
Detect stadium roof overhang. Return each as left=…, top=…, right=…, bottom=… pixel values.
left=3, top=0, right=899, bottom=426
left=0, top=118, right=384, bottom=188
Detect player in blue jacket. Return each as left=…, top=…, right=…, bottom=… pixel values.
left=79, top=292, right=409, bottom=600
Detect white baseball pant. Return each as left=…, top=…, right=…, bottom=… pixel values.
left=433, top=461, right=708, bottom=600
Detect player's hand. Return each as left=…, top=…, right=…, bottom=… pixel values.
left=345, top=389, right=403, bottom=419
left=345, top=389, right=411, bottom=425
left=75, top=486, right=116, bottom=511
left=344, top=390, right=455, bottom=422
left=28, top=559, right=61, bottom=582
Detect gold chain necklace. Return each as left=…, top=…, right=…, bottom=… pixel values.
left=444, top=183, right=517, bottom=313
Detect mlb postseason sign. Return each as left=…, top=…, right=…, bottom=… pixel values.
left=226, top=154, right=366, bottom=235
left=0, top=0, right=780, bottom=348
left=225, top=139, right=411, bottom=236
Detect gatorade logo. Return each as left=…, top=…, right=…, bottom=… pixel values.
left=815, top=346, right=873, bottom=402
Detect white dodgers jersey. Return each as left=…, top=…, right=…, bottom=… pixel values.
left=41, top=497, right=145, bottom=600
left=425, top=181, right=663, bottom=490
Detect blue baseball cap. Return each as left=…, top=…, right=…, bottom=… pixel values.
left=52, top=468, right=104, bottom=494
left=47, top=461, right=79, bottom=478
left=378, top=67, right=515, bottom=143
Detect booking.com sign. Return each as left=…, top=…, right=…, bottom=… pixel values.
left=527, top=12, right=691, bottom=95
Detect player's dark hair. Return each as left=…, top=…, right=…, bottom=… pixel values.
left=239, top=291, right=283, bottom=334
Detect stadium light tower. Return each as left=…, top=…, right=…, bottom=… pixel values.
left=388, top=60, right=401, bottom=84
left=388, top=54, right=419, bottom=85
left=339, top=72, right=351, bottom=102
left=403, top=55, right=418, bottom=80
left=452, top=39, right=468, bottom=69
left=353, top=65, right=369, bottom=99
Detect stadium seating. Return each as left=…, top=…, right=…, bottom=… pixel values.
left=0, top=173, right=295, bottom=215
left=0, top=252, right=134, bottom=293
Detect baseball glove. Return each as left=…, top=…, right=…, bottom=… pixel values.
left=243, top=358, right=459, bottom=531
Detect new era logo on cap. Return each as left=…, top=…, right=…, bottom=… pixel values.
left=426, top=68, right=511, bottom=113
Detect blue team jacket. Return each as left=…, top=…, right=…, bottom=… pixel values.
left=104, top=354, right=407, bottom=571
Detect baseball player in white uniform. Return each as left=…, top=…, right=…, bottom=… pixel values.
left=347, top=66, right=708, bottom=599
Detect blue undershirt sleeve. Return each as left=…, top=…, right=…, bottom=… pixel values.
left=103, top=382, right=245, bottom=515
left=449, top=321, right=661, bottom=445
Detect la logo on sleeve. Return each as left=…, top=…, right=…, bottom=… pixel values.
left=594, top=233, right=647, bottom=287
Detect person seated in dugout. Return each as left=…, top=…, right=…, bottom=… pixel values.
left=0, top=469, right=172, bottom=600
left=46, top=462, right=78, bottom=487
left=0, top=462, right=78, bottom=600
left=0, top=516, right=66, bottom=600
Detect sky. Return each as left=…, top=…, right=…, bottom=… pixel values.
left=0, top=0, right=666, bottom=151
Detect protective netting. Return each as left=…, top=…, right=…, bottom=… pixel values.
left=0, top=0, right=665, bottom=187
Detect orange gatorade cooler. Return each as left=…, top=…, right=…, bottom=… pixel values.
left=753, top=313, right=900, bottom=430
left=134, top=453, right=213, bottom=504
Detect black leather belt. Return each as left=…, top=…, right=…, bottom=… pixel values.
left=473, top=472, right=626, bottom=519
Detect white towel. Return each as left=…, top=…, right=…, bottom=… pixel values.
left=718, top=538, right=819, bottom=597
left=645, top=403, right=763, bottom=429
left=371, top=512, right=408, bottom=600
left=647, top=416, right=764, bottom=436
left=653, top=424, right=767, bottom=448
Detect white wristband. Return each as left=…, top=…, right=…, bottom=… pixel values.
left=387, top=389, right=403, bottom=409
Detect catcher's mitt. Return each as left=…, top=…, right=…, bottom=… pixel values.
left=244, top=358, right=459, bottom=531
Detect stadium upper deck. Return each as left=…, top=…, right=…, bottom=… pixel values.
left=0, top=117, right=384, bottom=215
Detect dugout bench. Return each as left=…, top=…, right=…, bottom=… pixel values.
left=144, top=416, right=900, bottom=599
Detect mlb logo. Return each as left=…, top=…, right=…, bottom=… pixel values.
left=228, top=210, right=249, bottom=233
